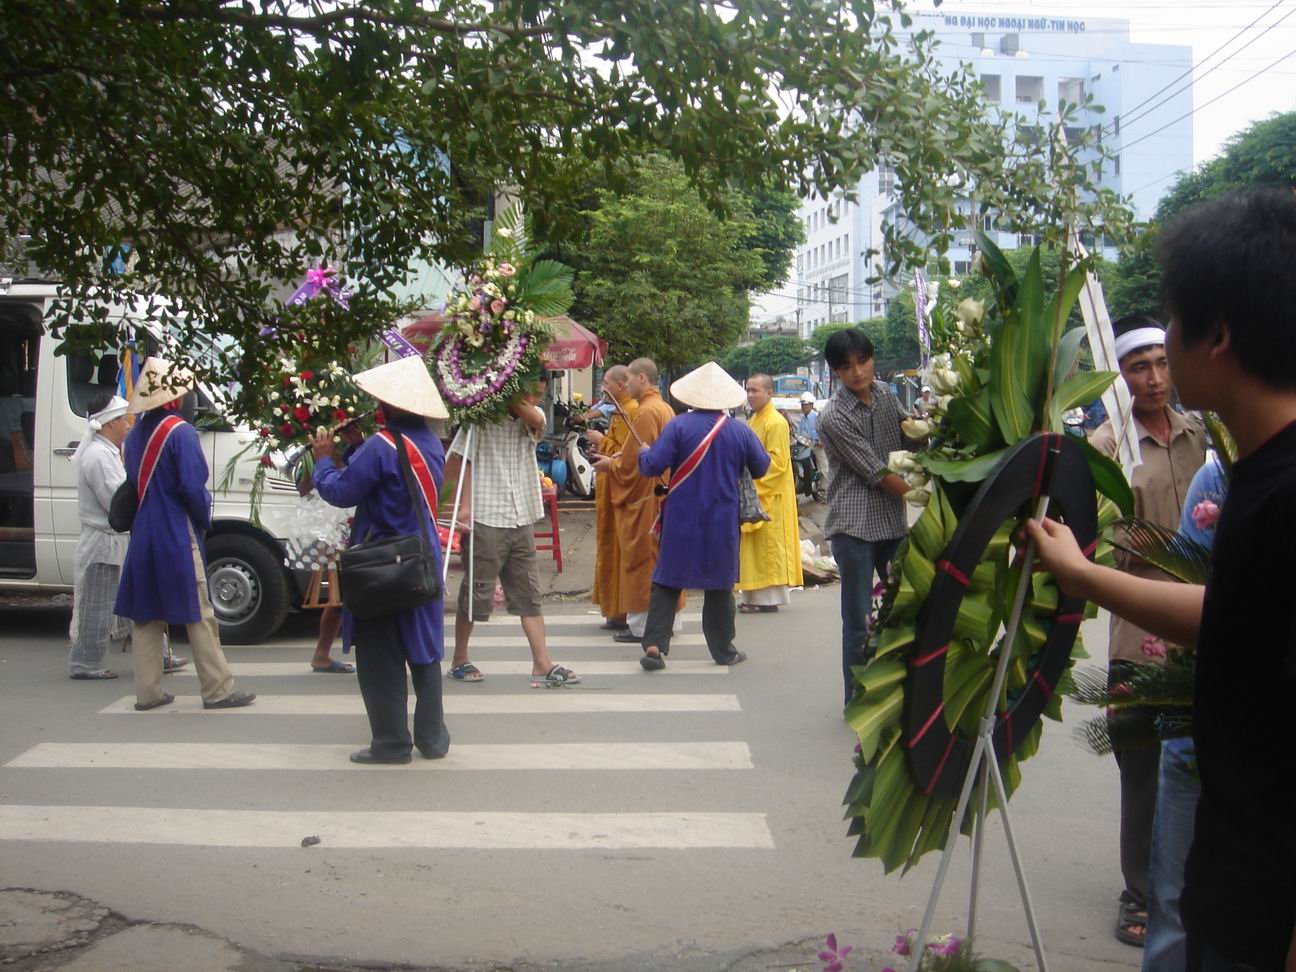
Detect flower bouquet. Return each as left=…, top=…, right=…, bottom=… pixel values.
left=429, top=205, right=574, bottom=425
left=842, top=232, right=1134, bottom=874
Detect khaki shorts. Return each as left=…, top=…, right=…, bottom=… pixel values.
left=456, top=523, right=543, bottom=621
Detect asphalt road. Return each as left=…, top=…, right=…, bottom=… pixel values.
left=0, top=591, right=1140, bottom=972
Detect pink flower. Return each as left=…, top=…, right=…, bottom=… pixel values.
left=468, top=296, right=481, bottom=311
left=926, top=934, right=962, bottom=957
left=1191, top=500, right=1220, bottom=530
left=817, top=933, right=853, bottom=972
left=498, top=262, right=516, bottom=277
left=491, top=298, right=506, bottom=314
left=892, top=931, right=916, bottom=956
left=1140, top=635, right=1167, bottom=659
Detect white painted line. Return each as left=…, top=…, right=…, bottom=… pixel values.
left=468, top=634, right=704, bottom=648
left=5, top=742, right=753, bottom=771
left=100, top=694, right=741, bottom=715
left=0, top=806, right=774, bottom=849
left=173, top=660, right=727, bottom=677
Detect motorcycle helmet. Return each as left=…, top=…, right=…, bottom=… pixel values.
left=799, top=391, right=815, bottom=405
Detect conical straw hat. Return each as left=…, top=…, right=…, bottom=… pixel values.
left=127, top=357, right=196, bottom=414
left=670, top=361, right=746, bottom=411
left=354, top=355, right=448, bottom=420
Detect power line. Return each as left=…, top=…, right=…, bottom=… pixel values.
left=1119, top=45, right=1296, bottom=152
left=1103, top=0, right=1287, bottom=134
left=1116, top=2, right=1295, bottom=136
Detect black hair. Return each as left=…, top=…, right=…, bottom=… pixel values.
left=824, top=328, right=875, bottom=371
left=1111, top=312, right=1165, bottom=361
left=86, top=391, right=117, bottom=416
left=1156, top=188, right=1296, bottom=389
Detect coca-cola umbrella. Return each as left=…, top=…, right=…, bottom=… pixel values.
left=402, top=312, right=606, bottom=371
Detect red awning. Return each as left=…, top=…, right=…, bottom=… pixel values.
left=402, top=313, right=606, bottom=371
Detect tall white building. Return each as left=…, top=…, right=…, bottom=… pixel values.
left=790, top=10, right=1193, bottom=334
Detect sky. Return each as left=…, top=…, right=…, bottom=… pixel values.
left=752, top=0, right=1296, bottom=320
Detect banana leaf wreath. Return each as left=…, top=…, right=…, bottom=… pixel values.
left=844, top=233, right=1134, bottom=874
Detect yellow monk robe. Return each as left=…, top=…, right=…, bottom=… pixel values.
left=607, top=388, right=676, bottom=614
left=591, top=394, right=638, bottom=619
left=737, top=402, right=804, bottom=596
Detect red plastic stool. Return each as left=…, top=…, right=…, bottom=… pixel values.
left=533, top=487, right=563, bottom=573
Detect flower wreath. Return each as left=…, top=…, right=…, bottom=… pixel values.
left=429, top=206, right=573, bottom=425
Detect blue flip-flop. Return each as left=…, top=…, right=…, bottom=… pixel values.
left=448, top=663, right=484, bottom=682
left=312, top=660, right=355, bottom=674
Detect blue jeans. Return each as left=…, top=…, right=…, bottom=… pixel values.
left=1143, top=736, right=1200, bottom=971
left=831, top=533, right=902, bottom=704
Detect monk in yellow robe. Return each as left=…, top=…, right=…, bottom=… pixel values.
left=588, top=366, right=638, bottom=630
left=593, top=357, right=677, bottom=642
left=736, top=373, right=804, bottom=612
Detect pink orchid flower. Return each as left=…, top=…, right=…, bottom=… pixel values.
left=818, top=933, right=853, bottom=972
left=1140, top=635, right=1168, bottom=659
left=1192, top=500, right=1220, bottom=530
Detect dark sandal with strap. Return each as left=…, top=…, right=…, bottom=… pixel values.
left=1115, top=899, right=1147, bottom=947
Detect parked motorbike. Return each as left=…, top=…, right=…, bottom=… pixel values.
left=791, top=430, right=827, bottom=504
left=540, top=399, right=598, bottom=499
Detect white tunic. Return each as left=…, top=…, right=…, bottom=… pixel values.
left=74, top=434, right=129, bottom=573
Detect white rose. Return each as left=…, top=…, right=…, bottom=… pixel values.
left=956, top=298, right=985, bottom=328
left=946, top=278, right=961, bottom=289
left=887, top=450, right=919, bottom=474
left=901, top=417, right=933, bottom=439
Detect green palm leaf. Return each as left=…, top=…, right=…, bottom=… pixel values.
left=1112, top=517, right=1212, bottom=585
left=1204, top=412, right=1237, bottom=475
left=513, top=259, right=574, bottom=318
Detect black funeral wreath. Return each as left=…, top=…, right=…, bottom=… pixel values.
left=903, top=432, right=1098, bottom=799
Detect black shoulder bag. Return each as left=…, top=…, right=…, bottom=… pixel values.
left=338, top=429, right=442, bottom=619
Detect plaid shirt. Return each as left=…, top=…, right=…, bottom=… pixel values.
left=449, top=416, right=544, bottom=529
left=818, top=381, right=908, bottom=542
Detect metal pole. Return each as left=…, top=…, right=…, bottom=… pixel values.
left=442, top=426, right=475, bottom=585
left=988, top=735, right=1049, bottom=972
left=967, top=757, right=990, bottom=941
left=907, top=492, right=1053, bottom=972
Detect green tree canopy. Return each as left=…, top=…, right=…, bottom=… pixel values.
left=720, top=345, right=754, bottom=382
left=2, top=0, right=1129, bottom=383
left=747, top=335, right=814, bottom=377
left=808, top=322, right=855, bottom=358
left=572, top=156, right=765, bottom=374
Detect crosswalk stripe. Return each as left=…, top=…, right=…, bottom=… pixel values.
left=5, top=742, right=753, bottom=771
left=99, top=694, right=742, bottom=715
left=460, top=612, right=705, bottom=626
left=172, top=661, right=728, bottom=677
left=223, top=633, right=706, bottom=650
left=0, top=806, right=775, bottom=849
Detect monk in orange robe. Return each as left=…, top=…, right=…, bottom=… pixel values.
left=593, top=357, right=678, bottom=642
left=588, top=366, right=638, bottom=630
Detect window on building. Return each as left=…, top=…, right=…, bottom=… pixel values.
left=878, top=162, right=896, bottom=197
left=1114, top=154, right=1121, bottom=176
left=953, top=260, right=971, bottom=276
left=980, top=74, right=1001, bottom=103
left=971, top=31, right=985, bottom=50
left=1064, top=126, right=1084, bottom=145
left=1114, top=114, right=1121, bottom=136
left=1000, top=32, right=1020, bottom=56
left=1058, top=78, right=1084, bottom=106
left=1015, top=75, right=1043, bottom=105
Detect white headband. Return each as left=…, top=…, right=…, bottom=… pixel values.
left=71, top=395, right=130, bottom=463
left=1114, top=327, right=1166, bottom=362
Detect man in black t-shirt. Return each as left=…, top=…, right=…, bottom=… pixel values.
left=1028, top=189, right=1296, bottom=971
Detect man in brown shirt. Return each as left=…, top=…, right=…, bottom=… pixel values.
left=1089, top=313, right=1206, bottom=949
left=593, top=357, right=677, bottom=643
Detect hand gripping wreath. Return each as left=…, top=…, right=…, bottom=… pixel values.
left=904, top=432, right=1097, bottom=798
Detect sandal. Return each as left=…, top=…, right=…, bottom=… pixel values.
left=640, top=649, right=666, bottom=671
left=71, top=670, right=118, bottom=680
left=737, top=604, right=779, bottom=614
left=536, top=664, right=580, bottom=685
left=312, top=660, right=355, bottom=674
left=448, top=663, right=484, bottom=682
left=1115, top=897, right=1147, bottom=948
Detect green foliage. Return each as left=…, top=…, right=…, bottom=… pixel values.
left=719, top=345, right=753, bottom=382
left=746, top=335, right=813, bottom=378
left=568, top=156, right=765, bottom=373
left=2, top=0, right=1130, bottom=392
left=808, top=322, right=855, bottom=358
left=743, top=185, right=806, bottom=291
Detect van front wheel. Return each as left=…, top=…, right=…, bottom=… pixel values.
left=205, top=534, right=290, bottom=645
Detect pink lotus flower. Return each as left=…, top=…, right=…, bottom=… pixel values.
left=491, top=298, right=506, bottom=314
left=1192, top=500, right=1220, bottom=530
left=1140, top=635, right=1168, bottom=659
left=818, top=933, right=853, bottom=972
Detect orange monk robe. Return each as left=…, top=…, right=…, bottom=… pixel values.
left=591, top=395, right=638, bottom=619
left=607, top=388, right=676, bottom=614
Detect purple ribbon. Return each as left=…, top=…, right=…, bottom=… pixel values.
left=380, top=329, right=422, bottom=358
left=286, top=265, right=352, bottom=310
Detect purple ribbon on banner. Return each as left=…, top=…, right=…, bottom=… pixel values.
left=380, top=329, right=422, bottom=358
left=286, top=265, right=352, bottom=310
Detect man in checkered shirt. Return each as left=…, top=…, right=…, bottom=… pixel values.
left=817, top=329, right=911, bottom=704
left=442, top=378, right=580, bottom=686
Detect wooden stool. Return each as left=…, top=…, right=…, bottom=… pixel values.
left=533, top=487, right=563, bottom=573
left=301, top=563, right=343, bottom=609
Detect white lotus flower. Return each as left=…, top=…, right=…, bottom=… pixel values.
left=888, top=450, right=920, bottom=475
left=928, top=368, right=961, bottom=396
left=905, top=487, right=932, bottom=507
left=901, top=417, right=933, bottom=439
left=956, top=298, right=985, bottom=328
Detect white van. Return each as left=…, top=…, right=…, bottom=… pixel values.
left=0, top=279, right=308, bottom=644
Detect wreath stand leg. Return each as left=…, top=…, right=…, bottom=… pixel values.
left=443, top=426, right=476, bottom=587
left=907, top=495, right=1052, bottom=972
